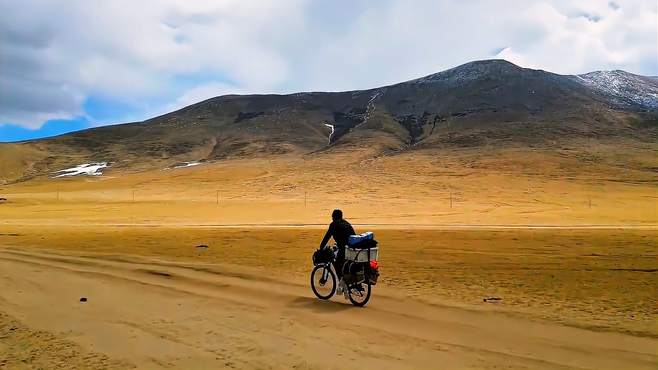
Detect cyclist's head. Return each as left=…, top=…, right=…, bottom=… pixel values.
left=331, top=209, right=343, bottom=221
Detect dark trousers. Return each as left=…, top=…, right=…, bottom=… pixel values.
left=333, top=247, right=345, bottom=278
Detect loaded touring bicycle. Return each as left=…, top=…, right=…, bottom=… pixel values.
left=311, top=232, right=380, bottom=307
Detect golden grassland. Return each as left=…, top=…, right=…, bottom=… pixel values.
left=0, top=148, right=656, bottom=339
left=0, top=225, right=656, bottom=338
left=1, top=147, right=656, bottom=226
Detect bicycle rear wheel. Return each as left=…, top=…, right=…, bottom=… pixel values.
left=311, top=264, right=336, bottom=300
left=347, top=282, right=372, bottom=307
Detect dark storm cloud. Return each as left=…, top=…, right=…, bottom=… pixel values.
left=0, top=18, right=82, bottom=127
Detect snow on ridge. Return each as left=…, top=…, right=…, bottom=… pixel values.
left=411, top=60, right=520, bottom=85
left=365, top=91, right=383, bottom=119
left=574, top=70, right=658, bottom=110
left=322, top=90, right=383, bottom=145
left=353, top=90, right=384, bottom=130
left=52, top=162, right=108, bottom=178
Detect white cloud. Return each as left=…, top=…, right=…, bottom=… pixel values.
left=172, top=82, right=245, bottom=110
left=0, top=0, right=656, bottom=130
left=300, top=0, right=657, bottom=91
left=0, top=0, right=307, bottom=129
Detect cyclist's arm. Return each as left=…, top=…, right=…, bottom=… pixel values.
left=319, top=225, right=333, bottom=249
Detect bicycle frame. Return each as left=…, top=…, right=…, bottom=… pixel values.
left=317, top=247, right=338, bottom=288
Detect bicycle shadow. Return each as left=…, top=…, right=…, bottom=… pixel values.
left=288, top=296, right=353, bottom=313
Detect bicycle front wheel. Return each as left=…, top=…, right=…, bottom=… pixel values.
left=310, top=264, right=336, bottom=300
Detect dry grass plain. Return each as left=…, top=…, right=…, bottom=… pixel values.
left=1, top=225, right=656, bottom=337
left=1, top=147, right=656, bottom=226
left=0, top=148, right=657, bottom=369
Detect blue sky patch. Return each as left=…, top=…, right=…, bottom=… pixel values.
left=0, top=117, right=91, bottom=142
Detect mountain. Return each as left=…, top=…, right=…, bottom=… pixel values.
left=573, top=70, right=658, bottom=110
left=1, top=59, right=657, bottom=183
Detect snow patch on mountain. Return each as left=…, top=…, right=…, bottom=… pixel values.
left=412, top=59, right=522, bottom=85
left=324, top=123, right=335, bottom=144
left=163, top=161, right=202, bottom=170
left=408, top=60, right=657, bottom=111
left=573, top=70, right=658, bottom=110
left=174, top=161, right=201, bottom=168
left=52, top=162, right=108, bottom=178
left=359, top=90, right=384, bottom=126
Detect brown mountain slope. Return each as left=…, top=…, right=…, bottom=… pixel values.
left=1, top=59, right=657, bottom=183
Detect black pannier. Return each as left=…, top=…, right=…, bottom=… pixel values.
left=366, top=264, right=379, bottom=285
left=342, top=261, right=379, bottom=285
left=342, top=261, right=366, bottom=284
left=312, top=248, right=333, bottom=265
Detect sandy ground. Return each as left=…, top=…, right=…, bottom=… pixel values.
left=0, top=151, right=656, bottom=369
left=0, top=226, right=656, bottom=369
left=0, top=246, right=656, bottom=370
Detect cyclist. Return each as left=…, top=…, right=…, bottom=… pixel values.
left=319, top=209, right=355, bottom=294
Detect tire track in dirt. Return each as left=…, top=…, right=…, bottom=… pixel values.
left=0, top=248, right=656, bottom=370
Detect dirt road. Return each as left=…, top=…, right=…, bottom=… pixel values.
left=0, top=248, right=655, bottom=370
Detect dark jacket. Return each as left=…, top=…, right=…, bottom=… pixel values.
left=319, top=219, right=355, bottom=249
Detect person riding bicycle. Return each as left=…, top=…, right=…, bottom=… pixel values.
left=319, top=209, right=355, bottom=294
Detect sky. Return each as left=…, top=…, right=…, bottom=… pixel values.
left=1, top=0, right=656, bottom=142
